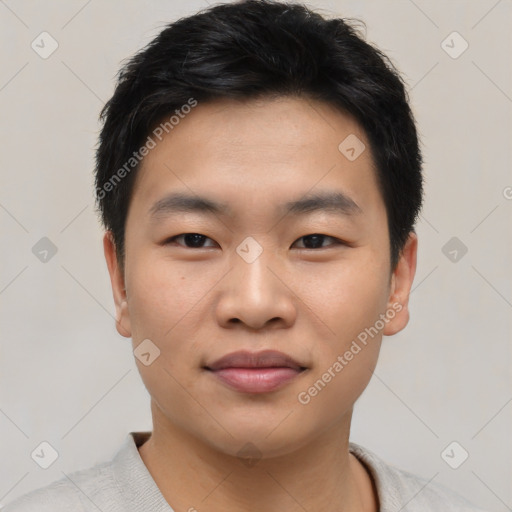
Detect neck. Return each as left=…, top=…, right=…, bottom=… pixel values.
left=138, top=400, right=378, bottom=512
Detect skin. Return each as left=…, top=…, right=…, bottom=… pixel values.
left=104, top=96, right=417, bottom=512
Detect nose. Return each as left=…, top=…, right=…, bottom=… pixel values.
left=215, top=242, right=297, bottom=331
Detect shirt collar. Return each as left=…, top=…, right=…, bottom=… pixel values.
left=112, top=431, right=385, bottom=511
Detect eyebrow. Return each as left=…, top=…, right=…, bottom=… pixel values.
left=148, top=190, right=362, bottom=221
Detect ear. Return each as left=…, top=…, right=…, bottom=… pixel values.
left=383, top=232, right=418, bottom=336
left=103, top=231, right=132, bottom=338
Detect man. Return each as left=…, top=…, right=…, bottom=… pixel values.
left=2, top=1, right=488, bottom=510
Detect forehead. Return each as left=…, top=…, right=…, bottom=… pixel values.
left=128, top=96, right=383, bottom=222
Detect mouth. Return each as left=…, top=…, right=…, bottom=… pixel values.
left=204, top=350, right=308, bottom=394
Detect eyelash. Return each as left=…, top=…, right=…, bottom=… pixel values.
left=163, top=233, right=346, bottom=250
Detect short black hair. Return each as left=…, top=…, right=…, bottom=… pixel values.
left=94, top=0, right=423, bottom=272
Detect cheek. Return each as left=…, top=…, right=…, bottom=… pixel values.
left=123, top=256, right=230, bottom=446
left=294, top=339, right=381, bottom=439
left=126, top=255, right=211, bottom=341
left=125, top=255, right=215, bottom=393
left=293, top=252, right=389, bottom=407
left=294, top=253, right=390, bottom=342
left=125, top=259, right=204, bottom=418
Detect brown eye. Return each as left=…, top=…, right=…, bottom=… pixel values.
left=292, top=234, right=344, bottom=249
left=165, top=233, right=217, bottom=248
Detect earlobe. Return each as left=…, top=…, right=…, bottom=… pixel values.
left=116, top=300, right=132, bottom=338
left=103, top=232, right=132, bottom=338
left=383, top=232, right=418, bottom=336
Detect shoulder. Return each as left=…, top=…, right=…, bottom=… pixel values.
left=1, top=462, right=115, bottom=512
left=1, top=432, right=154, bottom=512
left=349, top=442, right=489, bottom=512
left=1, top=460, right=116, bottom=512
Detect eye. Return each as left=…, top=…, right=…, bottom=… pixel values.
left=163, top=233, right=346, bottom=250
left=292, top=234, right=345, bottom=250
left=164, top=233, right=217, bottom=248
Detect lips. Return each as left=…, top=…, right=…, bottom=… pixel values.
left=205, top=349, right=306, bottom=372
left=204, top=350, right=307, bottom=394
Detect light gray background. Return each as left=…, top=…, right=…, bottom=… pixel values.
left=1, top=0, right=511, bottom=510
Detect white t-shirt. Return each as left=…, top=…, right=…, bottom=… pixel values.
left=1, top=431, right=488, bottom=511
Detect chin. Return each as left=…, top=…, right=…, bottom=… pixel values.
left=196, top=413, right=317, bottom=460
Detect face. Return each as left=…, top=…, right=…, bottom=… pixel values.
left=104, top=96, right=417, bottom=458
